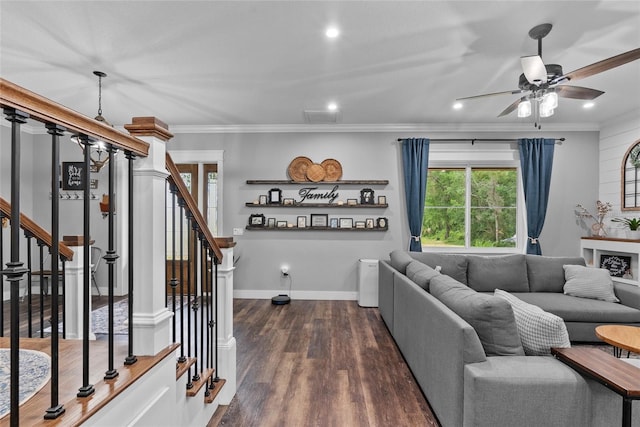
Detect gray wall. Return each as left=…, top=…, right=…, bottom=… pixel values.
left=169, top=129, right=600, bottom=298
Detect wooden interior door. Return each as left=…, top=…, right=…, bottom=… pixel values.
left=166, top=164, right=198, bottom=294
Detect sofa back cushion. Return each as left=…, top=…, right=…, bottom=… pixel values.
left=526, top=255, right=586, bottom=293
left=430, top=274, right=525, bottom=356
left=406, top=260, right=440, bottom=291
left=466, top=254, right=529, bottom=292
left=410, top=253, right=468, bottom=284
left=389, top=250, right=415, bottom=275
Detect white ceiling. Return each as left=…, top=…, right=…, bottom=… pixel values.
left=1, top=1, right=639, bottom=131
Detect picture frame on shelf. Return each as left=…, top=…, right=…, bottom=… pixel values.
left=310, top=213, right=329, bottom=228
left=360, top=188, right=375, bottom=204
left=339, top=218, right=353, bottom=229
left=377, top=195, right=386, bottom=205
left=248, top=214, right=266, bottom=227
left=347, top=199, right=358, bottom=206
left=259, top=195, right=268, bottom=205
left=377, top=217, right=388, bottom=229
left=283, top=198, right=295, bottom=205
left=365, top=218, right=375, bottom=229
left=355, top=221, right=366, bottom=229
left=600, top=254, right=632, bottom=278
left=269, top=188, right=282, bottom=204
left=297, top=216, right=307, bottom=228
left=267, top=218, right=276, bottom=228
left=277, top=220, right=288, bottom=228
left=330, top=218, right=339, bottom=228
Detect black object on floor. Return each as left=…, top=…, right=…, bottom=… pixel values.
left=271, top=294, right=290, bottom=305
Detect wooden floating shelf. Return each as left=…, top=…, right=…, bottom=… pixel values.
left=246, top=226, right=388, bottom=232
left=246, top=180, right=389, bottom=185
left=245, top=203, right=388, bottom=208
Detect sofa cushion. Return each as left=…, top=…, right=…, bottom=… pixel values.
left=466, top=254, right=529, bottom=292
left=563, top=265, right=620, bottom=303
left=405, top=260, right=440, bottom=291
left=410, top=253, right=468, bottom=284
left=389, top=250, right=414, bottom=275
left=430, top=275, right=524, bottom=356
left=512, top=293, right=640, bottom=323
left=526, top=255, right=586, bottom=293
left=494, top=289, right=570, bottom=355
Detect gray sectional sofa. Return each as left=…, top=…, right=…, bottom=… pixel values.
left=379, top=250, right=640, bottom=427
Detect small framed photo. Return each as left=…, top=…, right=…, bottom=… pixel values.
left=297, top=216, right=307, bottom=228
left=360, top=188, right=375, bottom=204
left=259, top=195, right=268, bottom=205
left=347, top=199, right=358, bottom=206
left=267, top=218, right=276, bottom=228
left=310, top=213, right=329, bottom=228
left=377, top=217, right=388, bottom=229
left=339, top=218, right=353, bottom=229
left=283, top=198, right=295, bottom=206
left=248, top=214, right=266, bottom=227
left=330, top=218, right=339, bottom=228
left=366, top=218, right=375, bottom=229
left=62, top=162, right=86, bottom=190
left=355, top=221, right=366, bottom=229
left=277, top=220, right=288, bottom=228
left=377, top=195, right=386, bottom=205
left=269, top=188, right=282, bottom=204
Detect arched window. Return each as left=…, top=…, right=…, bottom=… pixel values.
left=621, top=139, right=640, bottom=211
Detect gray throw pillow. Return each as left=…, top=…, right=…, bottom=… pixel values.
left=563, top=265, right=620, bottom=303
left=389, top=250, right=414, bottom=275
left=405, top=260, right=440, bottom=291
left=467, top=254, right=528, bottom=292
left=410, top=253, right=468, bottom=284
left=494, top=289, right=571, bottom=355
left=430, top=275, right=524, bottom=356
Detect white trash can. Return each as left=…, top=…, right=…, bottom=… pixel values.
left=357, top=259, right=379, bottom=307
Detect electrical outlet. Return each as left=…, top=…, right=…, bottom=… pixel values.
left=280, top=265, right=289, bottom=276
left=233, top=228, right=244, bottom=236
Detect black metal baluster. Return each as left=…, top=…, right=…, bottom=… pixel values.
left=2, top=107, right=30, bottom=427
left=61, top=259, right=67, bottom=340
left=25, top=232, right=33, bottom=337
left=169, top=185, right=178, bottom=346
left=104, top=145, right=119, bottom=380
left=185, top=211, right=193, bottom=390
left=213, top=256, right=220, bottom=385
left=45, top=122, right=65, bottom=419
left=177, top=200, right=186, bottom=364
left=124, top=151, right=137, bottom=366
left=200, top=237, right=205, bottom=374
left=191, top=222, right=200, bottom=383
left=77, top=134, right=94, bottom=398
left=204, top=245, right=211, bottom=399
left=0, top=211, right=4, bottom=337
left=38, top=242, right=45, bottom=338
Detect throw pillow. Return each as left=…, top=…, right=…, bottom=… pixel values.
left=410, top=253, right=468, bottom=284
left=389, top=250, right=414, bottom=275
left=466, top=254, right=529, bottom=292
left=430, top=275, right=525, bottom=356
left=405, top=260, right=440, bottom=291
left=494, top=289, right=570, bottom=356
left=563, top=265, right=620, bottom=303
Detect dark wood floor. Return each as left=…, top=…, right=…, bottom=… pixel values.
left=209, top=299, right=440, bottom=427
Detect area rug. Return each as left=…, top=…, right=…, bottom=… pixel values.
left=0, top=349, right=51, bottom=418
left=92, top=296, right=186, bottom=335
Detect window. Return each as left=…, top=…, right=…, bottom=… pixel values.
left=423, top=167, right=518, bottom=249
left=203, top=164, right=218, bottom=236
left=166, top=165, right=197, bottom=260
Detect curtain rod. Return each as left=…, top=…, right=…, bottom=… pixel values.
left=396, top=138, right=565, bottom=145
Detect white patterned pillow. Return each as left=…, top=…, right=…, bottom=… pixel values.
left=494, top=289, right=570, bottom=356
left=563, top=264, right=620, bottom=303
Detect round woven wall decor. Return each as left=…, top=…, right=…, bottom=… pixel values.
left=287, top=156, right=313, bottom=181
left=306, top=163, right=326, bottom=182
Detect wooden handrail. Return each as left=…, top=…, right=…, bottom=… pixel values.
left=0, top=197, right=74, bottom=261
left=0, top=78, right=149, bottom=157
left=165, top=153, right=223, bottom=262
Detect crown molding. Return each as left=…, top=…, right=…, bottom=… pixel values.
left=3, top=120, right=601, bottom=135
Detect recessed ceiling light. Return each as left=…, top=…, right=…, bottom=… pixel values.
left=583, top=102, right=595, bottom=109
left=327, top=102, right=338, bottom=111
left=453, top=102, right=463, bottom=110
left=325, top=26, right=340, bottom=39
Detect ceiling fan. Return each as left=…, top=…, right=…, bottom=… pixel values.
left=457, top=23, right=640, bottom=128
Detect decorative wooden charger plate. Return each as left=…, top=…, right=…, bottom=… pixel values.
left=306, top=163, right=326, bottom=182
left=321, top=158, right=342, bottom=181
left=287, top=156, right=313, bottom=181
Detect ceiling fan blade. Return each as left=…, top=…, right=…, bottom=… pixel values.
left=557, top=47, right=640, bottom=83
left=555, top=85, right=604, bottom=100
left=521, top=55, right=547, bottom=85
left=456, top=89, right=525, bottom=101
left=498, top=97, right=526, bottom=117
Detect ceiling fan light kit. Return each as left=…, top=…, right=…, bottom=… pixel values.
left=457, top=22, right=640, bottom=128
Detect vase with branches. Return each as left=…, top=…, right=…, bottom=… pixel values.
left=575, top=201, right=613, bottom=237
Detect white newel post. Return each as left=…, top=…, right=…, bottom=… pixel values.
left=214, top=239, right=237, bottom=403
left=63, top=237, right=95, bottom=340
left=125, top=117, right=174, bottom=355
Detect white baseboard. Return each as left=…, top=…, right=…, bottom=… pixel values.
left=233, top=289, right=358, bottom=301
